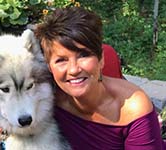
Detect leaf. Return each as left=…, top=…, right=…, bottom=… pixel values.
left=9, top=7, right=21, bottom=19
left=29, top=0, right=41, bottom=5
left=6, top=0, right=21, bottom=7
left=0, top=9, right=8, bottom=21
left=9, top=15, right=28, bottom=25
left=0, top=4, right=10, bottom=10
left=6, top=0, right=16, bottom=6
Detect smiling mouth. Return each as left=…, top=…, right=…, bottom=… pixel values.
left=67, top=77, right=87, bottom=84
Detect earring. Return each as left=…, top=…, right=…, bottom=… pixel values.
left=98, top=70, right=103, bottom=82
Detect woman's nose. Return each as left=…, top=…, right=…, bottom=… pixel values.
left=68, top=60, right=81, bottom=75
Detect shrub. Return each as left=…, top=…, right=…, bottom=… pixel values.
left=0, top=0, right=79, bottom=34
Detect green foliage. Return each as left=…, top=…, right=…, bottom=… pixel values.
left=0, top=0, right=165, bottom=80
left=78, top=0, right=166, bottom=80
left=0, top=0, right=78, bottom=34
left=151, top=42, right=166, bottom=80
left=0, top=0, right=25, bottom=25
left=102, top=6, right=154, bottom=78
left=0, top=0, right=41, bottom=26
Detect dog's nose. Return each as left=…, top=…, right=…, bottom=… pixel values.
left=18, top=115, right=32, bottom=127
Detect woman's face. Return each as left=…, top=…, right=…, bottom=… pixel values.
left=48, top=41, right=104, bottom=98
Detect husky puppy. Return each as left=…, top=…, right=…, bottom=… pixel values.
left=0, top=29, right=71, bottom=150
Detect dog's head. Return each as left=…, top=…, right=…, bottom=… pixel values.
left=0, top=29, right=54, bottom=136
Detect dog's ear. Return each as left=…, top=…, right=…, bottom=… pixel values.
left=21, top=29, right=40, bottom=53
left=21, top=29, right=44, bottom=61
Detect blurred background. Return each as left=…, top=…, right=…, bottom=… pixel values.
left=0, top=0, right=165, bottom=80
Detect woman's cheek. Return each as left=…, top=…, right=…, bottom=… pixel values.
left=81, top=59, right=100, bottom=72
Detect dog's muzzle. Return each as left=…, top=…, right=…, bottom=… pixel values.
left=18, top=115, right=32, bottom=127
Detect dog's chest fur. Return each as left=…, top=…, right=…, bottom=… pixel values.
left=5, top=122, right=69, bottom=150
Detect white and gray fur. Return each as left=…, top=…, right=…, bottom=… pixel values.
left=0, top=29, right=71, bottom=150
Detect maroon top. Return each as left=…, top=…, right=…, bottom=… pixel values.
left=54, top=106, right=165, bottom=150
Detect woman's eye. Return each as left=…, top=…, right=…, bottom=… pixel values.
left=26, top=83, right=34, bottom=90
left=0, top=87, right=10, bottom=93
left=79, top=51, right=91, bottom=58
left=55, top=58, right=65, bottom=63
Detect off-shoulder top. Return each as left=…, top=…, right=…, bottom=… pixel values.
left=54, top=106, right=165, bottom=150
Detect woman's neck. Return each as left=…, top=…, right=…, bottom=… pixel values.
left=69, top=82, right=107, bottom=115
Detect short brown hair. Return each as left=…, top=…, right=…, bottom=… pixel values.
left=35, top=7, right=103, bottom=63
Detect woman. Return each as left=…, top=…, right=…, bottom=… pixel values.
left=35, top=7, right=165, bottom=150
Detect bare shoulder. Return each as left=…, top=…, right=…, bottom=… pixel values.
left=104, top=77, right=153, bottom=125
left=123, top=87, right=153, bottom=118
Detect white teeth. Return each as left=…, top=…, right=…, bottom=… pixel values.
left=69, top=78, right=84, bottom=83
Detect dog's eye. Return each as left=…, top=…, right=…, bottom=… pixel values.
left=0, top=87, right=10, bottom=93
left=26, top=83, right=34, bottom=90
